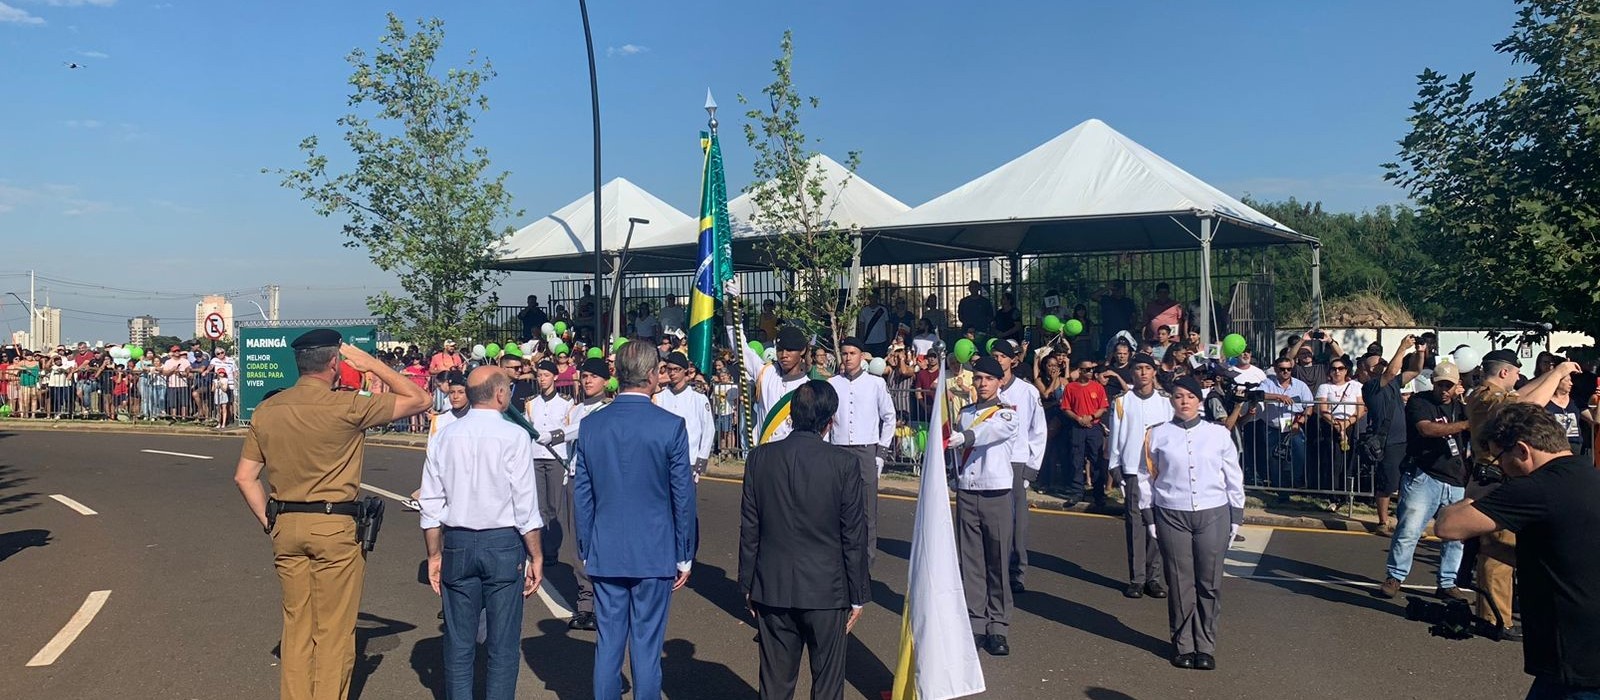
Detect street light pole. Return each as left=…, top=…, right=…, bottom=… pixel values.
left=578, top=0, right=603, bottom=349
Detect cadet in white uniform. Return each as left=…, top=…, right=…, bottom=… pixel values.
left=951, top=356, right=1022, bottom=657
left=731, top=324, right=811, bottom=445
left=526, top=360, right=575, bottom=554
left=990, top=339, right=1047, bottom=592
left=1140, top=375, right=1245, bottom=671
left=1106, top=353, right=1174, bottom=599
left=535, top=357, right=612, bottom=631
left=827, top=336, right=896, bottom=565
left=655, top=352, right=714, bottom=479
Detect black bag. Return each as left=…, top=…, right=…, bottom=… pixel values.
left=1358, top=429, right=1387, bottom=465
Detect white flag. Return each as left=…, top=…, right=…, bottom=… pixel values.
left=891, top=361, right=985, bottom=700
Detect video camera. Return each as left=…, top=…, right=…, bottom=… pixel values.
left=1231, top=380, right=1266, bottom=405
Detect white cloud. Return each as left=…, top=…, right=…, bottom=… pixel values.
left=0, top=182, right=112, bottom=217
left=77, top=49, right=108, bottom=58
left=39, top=0, right=117, bottom=7
left=64, top=118, right=102, bottom=128
left=0, top=2, right=45, bottom=24
left=606, top=44, right=649, bottom=58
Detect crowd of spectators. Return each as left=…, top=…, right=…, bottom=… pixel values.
left=0, top=341, right=239, bottom=427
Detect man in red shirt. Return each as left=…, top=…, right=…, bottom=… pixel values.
left=428, top=340, right=465, bottom=376
left=912, top=352, right=941, bottom=422
left=1061, top=358, right=1110, bottom=507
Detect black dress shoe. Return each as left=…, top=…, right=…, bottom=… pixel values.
left=1171, top=653, right=1194, bottom=669
left=567, top=611, right=597, bottom=631
left=1124, top=583, right=1145, bottom=599
left=1144, top=580, right=1168, bottom=599
left=986, top=634, right=1010, bottom=656
left=1192, top=653, right=1216, bottom=670
left=1011, top=581, right=1026, bottom=594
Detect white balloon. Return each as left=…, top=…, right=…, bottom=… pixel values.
left=472, top=344, right=487, bottom=360
left=868, top=358, right=887, bottom=376
left=540, top=323, right=555, bottom=337
left=1453, top=346, right=1483, bottom=373
left=763, top=348, right=777, bottom=363
left=522, top=341, right=537, bottom=357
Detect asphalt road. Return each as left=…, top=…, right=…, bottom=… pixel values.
left=0, top=428, right=1529, bottom=699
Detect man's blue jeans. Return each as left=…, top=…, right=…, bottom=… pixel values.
left=76, top=380, right=95, bottom=414
left=150, top=383, right=166, bottom=417
left=1385, top=469, right=1465, bottom=587
left=441, top=526, right=527, bottom=700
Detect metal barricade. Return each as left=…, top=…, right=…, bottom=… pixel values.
left=1236, top=397, right=1369, bottom=510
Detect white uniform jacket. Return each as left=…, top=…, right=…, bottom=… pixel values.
left=952, top=398, right=1022, bottom=491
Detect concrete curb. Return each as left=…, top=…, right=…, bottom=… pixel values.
left=0, top=419, right=1377, bottom=533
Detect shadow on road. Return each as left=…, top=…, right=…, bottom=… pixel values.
left=662, top=638, right=756, bottom=698
left=687, top=560, right=756, bottom=629
left=1253, top=552, right=1405, bottom=615
left=522, top=617, right=598, bottom=698
left=1028, top=549, right=1125, bottom=592
left=352, top=611, right=418, bottom=699
left=844, top=631, right=894, bottom=700
left=1015, top=588, right=1168, bottom=660
left=0, top=528, right=50, bottom=563
left=0, top=464, right=41, bottom=516
left=1085, top=687, right=1140, bottom=699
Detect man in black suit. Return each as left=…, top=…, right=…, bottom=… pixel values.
left=738, top=379, right=870, bottom=700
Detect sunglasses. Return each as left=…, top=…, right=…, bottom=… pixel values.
left=1275, top=366, right=1293, bottom=371
left=1331, top=366, right=1349, bottom=372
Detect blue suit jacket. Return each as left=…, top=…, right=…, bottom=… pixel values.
left=574, top=393, right=698, bottom=578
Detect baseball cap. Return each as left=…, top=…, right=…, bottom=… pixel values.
left=1433, top=363, right=1461, bottom=385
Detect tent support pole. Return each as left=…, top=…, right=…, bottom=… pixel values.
left=849, top=226, right=864, bottom=300
left=1310, top=243, right=1323, bottom=330
left=1007, top=253, right=1021, bottom=309
left=1199, top=216, right=1214, bottom=348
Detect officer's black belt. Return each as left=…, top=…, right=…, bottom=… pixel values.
left=275, top=500, right=362, bottom=517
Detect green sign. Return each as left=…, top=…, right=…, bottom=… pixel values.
left=238, top=324, right=378, bottom=422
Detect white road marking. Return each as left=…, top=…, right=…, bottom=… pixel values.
left=139, top=449, right=213, bottom=460
left=1226, top=573, right=1432, bottom=591
left=48, top=494, right=97, bottom=516
left=358, top=483, right=411, bottom=502
left=1224, top=526, right=1273, bottom=578
left=536, top=579, right=574, bottom=620
left=27, top=590, right=112, bottom=667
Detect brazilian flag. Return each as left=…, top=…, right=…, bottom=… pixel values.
left=689, top=128, right=733, bottom=376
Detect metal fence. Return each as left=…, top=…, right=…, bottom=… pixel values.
left=4, top=355, right=238, bottom=426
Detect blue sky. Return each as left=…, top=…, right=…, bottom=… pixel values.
left=1, top=0, right=1523, bottom=342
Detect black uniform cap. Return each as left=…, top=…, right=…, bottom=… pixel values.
left=1130, top=353, right=1158, bottom=368
left=838, top=336, right=866, bottom=352
left=1172, top=375, right=1205, bottom=400
left=776, top=326, right=808, bottom=352
left=972, top=356, right=1005, bottom=379
left=665, top=352, right=691, bottom=369
left=290, top=328, right=342, bottom=351
left=1482, top=349, right=1522, bottom=368
left=580, top=358, right=611, bottom=380
left=536, top=360, right=559, bottom=375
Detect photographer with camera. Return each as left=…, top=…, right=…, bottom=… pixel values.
left=1436, top=404, right=1600, bottom=699
left=1255, top=358, right=1313, bottom=488
left=1360, top=335, right=1427, bottom=536
left=1286, top=329, right=1343, bottom=391
left=1460, top=349, right=1580, bottom=641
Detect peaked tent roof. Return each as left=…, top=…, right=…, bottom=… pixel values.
left=857, top=118, right=1311, bottom=265
left=491, top=177, right=694, bottom=273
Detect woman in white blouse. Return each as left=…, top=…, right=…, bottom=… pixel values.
left=1312, top=357, right=1366, bottom=491
left=1140, top=375, right=1245, bottom=671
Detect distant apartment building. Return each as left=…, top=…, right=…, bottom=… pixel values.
left=129, top=315, right=160, bottom=346
left=194, top=295, right=235, bottom=339
left=32, top=307, right=61, bottom=349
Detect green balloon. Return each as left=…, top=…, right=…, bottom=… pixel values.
left=554, top=321, right=568, bottom=334
left=748, top=341, right=765, bottom=356
left=605, top=377, right=619, bottom=393
left=1064, top=319, right=1084, bottom=337
left=587, top=347, right=604, bottom=359
left=985, top=338, right=997, bottom=354
left=1222, top=333, right=1248, bottom=358
left=613, top=337, right=629, bottom=352
left=485, top=343, right=501, bottom=359
left=914, top=427, right=927, bottom=453
left=0, top=403, right=11, bottom=418
left=552, top=342, right=570, bottom=356
left=129, top=346, right=144, bottom=360
left=1042, top=314, right=1063, bottom=333
left=953, top=338, right=976, bottom=364
left=503, top=343, right=524, bottom=358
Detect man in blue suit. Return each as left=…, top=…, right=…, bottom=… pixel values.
left=573, top=340, right=698, bottom=700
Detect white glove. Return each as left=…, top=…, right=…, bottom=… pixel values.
left=1229, top=524, right=1240, bottom=543
left=874, top=456, right=884, bottom=477
left=1148, top=523, right=1158, bottom=541
left=534, top=434, right=553, bottom=446
left=724, top=278, right=741, bottom=298
left=1023, top=480, right=1030, bottom=490
left=947, top=432, right=966, bottom=448
left=562, top=470, right=574, bottom=486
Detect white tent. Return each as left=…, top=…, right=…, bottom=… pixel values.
left=860, top=118, right=1309, bottom=263
left=492, top=177, right=693, bottom=273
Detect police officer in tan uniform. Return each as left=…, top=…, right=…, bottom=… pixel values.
left=232, top=329, right=431, bottom=700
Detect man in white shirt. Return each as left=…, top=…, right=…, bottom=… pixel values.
left=990, top=339, right=1047, bottom=593
left=418, top=366, right=544, bottom=700
left=827, top=337, right=896, bottom=565
left=655, top=352, right=714, bottom=480
left=1106, top=353, right=1174, bottom=599
left=657, top=295, right=687, bottom=337
left=526, top=361, right=575, bottom=552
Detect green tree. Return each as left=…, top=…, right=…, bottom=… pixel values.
left=1385, top=0, right=1600, bottom=336
left=269, top=14, right=521, bottom=345
left=147, top=335, right=182, bottom=353
left=738, top=30, right=863, bottom=353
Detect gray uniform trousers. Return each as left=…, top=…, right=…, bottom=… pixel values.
left=555, top=468, right=595, bottom=613
left=1122, top=474, right=1163, bottom=585
left=534, top=459, right=566, bottom=560
left=1154, top=505, right=1229, bottom=655
left=1009, top=463, right=1030, bottom=586
left=956, top=488, right=1014, bottom=636
left=840, top=444, right=880, bottom=566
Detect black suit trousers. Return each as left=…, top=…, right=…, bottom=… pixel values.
left=755, top=604, right=848, bottom=700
